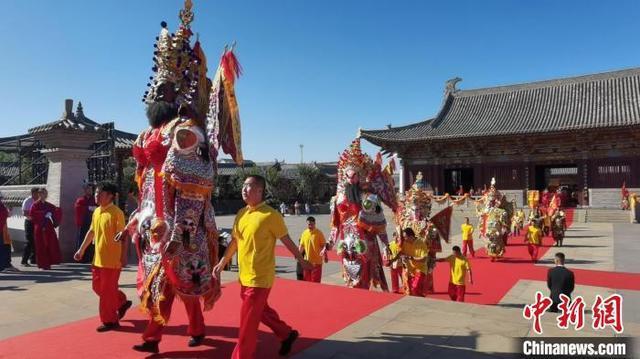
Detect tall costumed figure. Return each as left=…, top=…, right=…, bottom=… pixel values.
left=394, top=172, right=432, bottom=295
left=329, top=138, right=397, bottom=291
left=120, top=0, right=244, bottom=353
left=476, top=178, right=512, bottom=262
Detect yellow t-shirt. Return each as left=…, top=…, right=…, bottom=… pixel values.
left=299, top=228, right=326, bottom=265
left=389, top=241, right=401, bottom=257
left=90, top=204, right=125, bottom=269
left=388, top=241, right=401, bottom=269
left=527, top=226, right=542, bottom=245
left=461, top=223, right=474, bottom=241
left=233, top=202, right=288, bottom=288
left=401, top=240, right=428, bottom=274
left=446, top=254, right=471, bottom=285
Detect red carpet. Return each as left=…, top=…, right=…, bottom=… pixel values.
left=0, top=279, right=400, bottom=358
left=423, top=209, right=640, bottom=304
left=277, top=209, right=640, bottom=305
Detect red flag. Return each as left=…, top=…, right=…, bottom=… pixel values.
left=547, top=194, right=560, bottom=216
left=431, top=206, right=453, bottom=243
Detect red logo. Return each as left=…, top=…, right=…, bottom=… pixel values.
left=523, top=292, right=624, bottom=334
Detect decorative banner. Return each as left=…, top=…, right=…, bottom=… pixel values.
left=547, top=194, right=560, bottom=216
left=450, top=193, right=469, bottom=206
left=527, top=190, right=540, bottom=209
left=431, top=205, right=453, bottom=243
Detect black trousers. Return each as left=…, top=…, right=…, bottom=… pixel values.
left=0, top=243, right=11, bottom=270
left=21, top=219, right=36, bottom=264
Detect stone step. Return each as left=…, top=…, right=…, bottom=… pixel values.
left=585, top=209, right=631, bottom=223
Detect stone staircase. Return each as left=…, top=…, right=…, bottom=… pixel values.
left=585, top=208, right=632, bottom=223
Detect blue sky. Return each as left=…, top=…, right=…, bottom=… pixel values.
left=1, top=0, right=639, bottom=162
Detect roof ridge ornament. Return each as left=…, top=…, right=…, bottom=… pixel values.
left=444, top=77, right=462, bottom=96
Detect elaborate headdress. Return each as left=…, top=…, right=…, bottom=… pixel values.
left=143, top=0, right=203, bottom=115
left=396, top=172, right=431, bottom=228
left=337, top=138, right=373, bottom=184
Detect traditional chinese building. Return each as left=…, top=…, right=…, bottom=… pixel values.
left=0, top=99, right=136, bottom=259
left=361, top=68, right=640, bottom=208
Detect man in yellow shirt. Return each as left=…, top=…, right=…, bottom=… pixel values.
left=74, top=182, right=131, bottom=332
left=214, top=175, right=312, bottom=358
left=525, top=222, right=543, bottom=262
left=440, top=246, right=473, bottom=302
left=298, top=216, right=327, bottom=283
left=399, top=228, right=428, bottom=297
left=460, top=217, right=475, bottom=258
left=387, top=233, right=403, bottom=294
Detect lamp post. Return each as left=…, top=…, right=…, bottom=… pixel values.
left=299, top=144, right=304, bottom=164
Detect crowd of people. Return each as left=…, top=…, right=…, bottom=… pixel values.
left=0, top=3, right=581, bottom=357
left=0, top=187, right=64, bottom=272
left=279, top=201, right=312, bottom=217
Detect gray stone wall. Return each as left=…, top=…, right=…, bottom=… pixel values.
left=589, top=188, right=640, bottom=209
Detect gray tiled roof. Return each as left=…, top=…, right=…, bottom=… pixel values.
left=114, top=130, right=137, bottom=149
left=362, top=67, right=640, bottom=143
left=28, top=113, right=102, bottom=135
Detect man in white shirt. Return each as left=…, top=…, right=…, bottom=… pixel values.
left=21, top=187, right=39, bottom=266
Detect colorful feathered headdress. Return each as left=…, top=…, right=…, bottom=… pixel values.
left=337, top=138, right=373, bottom=184
left=143, top=0, right=201, bottom=110
left=396, top=172, right=431, bottom=222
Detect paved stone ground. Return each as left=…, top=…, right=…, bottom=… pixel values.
left=1, top=212, right=639, bottom=358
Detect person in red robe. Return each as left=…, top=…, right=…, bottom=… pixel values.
left=30, top=188, right=62, bottom=270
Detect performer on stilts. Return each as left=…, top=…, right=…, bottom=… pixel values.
left=119, top=1, right=244, bottom=353
left=476, top=178, right=510, bottom=262
left=394, top=172, right=452, bottom=295
left=329, top=138, right=397, bottom=291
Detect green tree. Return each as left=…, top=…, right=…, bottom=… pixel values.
left=294, top=164, right=325, bottom=204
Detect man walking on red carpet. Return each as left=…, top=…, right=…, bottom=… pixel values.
left=298, top=216, right=327, bottom=283
left=214, top=175, right=312, bottom=358
left=74, top=182, right=131, bottom=332
left=525, top=222, right=543, bottom=262
left=460, top=217, right=475, bottom=258
left=439, top=246, right=473, bottom=302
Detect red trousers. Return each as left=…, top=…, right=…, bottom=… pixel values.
left=303, top=264, right=322, bottom=283
left=424, top=273, right=434, bottom=295
left=91, top=266, right=127, bottom=324
left=527, top=243, right=539, bottom=261
left=462, top=240, right=475, bottom=257
left=390, top=267, right=403, bottom=293
left=142, top=290, right=205, bottom=342
left=448, top=282, right=466, bottom=302
left=408, top=272, right=425, bottom=297
left=232, top=286, right=292, bottom=359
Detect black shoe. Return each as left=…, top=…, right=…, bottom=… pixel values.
left=279, top=330, right=299, bottom=356
left=118, top=300, right=132, bottom=320
left=133, top=341, right=159, bottom=354
left=22, top=262, right=31, bottom=267
left=96, top=322, right=120, bottom=332
left=188, top=335, right=204, bottom=347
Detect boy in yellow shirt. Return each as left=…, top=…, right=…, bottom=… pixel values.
left=74, top=182, right=131, bottom=332
left=398, top=228, right=428, bottom=297
left=460, top=217, right=475, bottom=258
left=386, top=233, right=403, bottom=294
left=440, top=245, right=473, bottom=302
left=525, top=222, right=543, bottom=262
left=298, top=216, right=327, bottom=283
